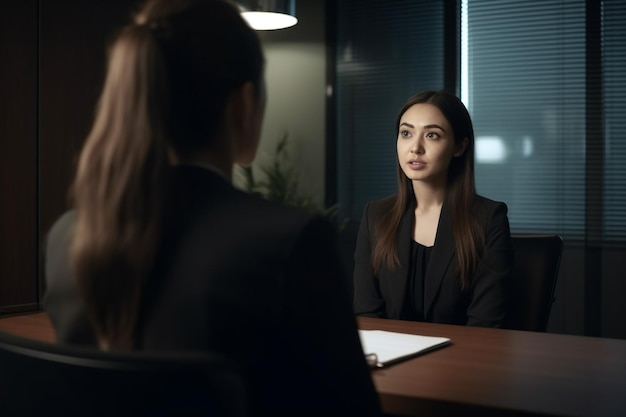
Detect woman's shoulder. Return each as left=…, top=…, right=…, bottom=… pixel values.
left=46, top=210, right=76, bottom=245
left=363, top=194, right=397, bottom=213
left=474, top=194, right=508, bottom=212
left=237, top=188, right=320, bottom=223
left=473, top=195, right=510, bottom=226
left=173, top=165, right=319, bottom=230
left=211, top=187, right=337, bottom=247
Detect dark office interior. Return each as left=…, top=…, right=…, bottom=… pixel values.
left=1, top=0, right=625, bottom=341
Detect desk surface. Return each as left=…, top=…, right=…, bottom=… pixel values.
left=359, top=317, right=626, bottom=417
left=2, top=313, right=625, bottom=417
left=0, top=312, right=55, bottom=343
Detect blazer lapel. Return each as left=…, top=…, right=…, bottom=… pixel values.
left=386, top=206, right=413, bottom=318
left=423, top=202, right=456, bottom=316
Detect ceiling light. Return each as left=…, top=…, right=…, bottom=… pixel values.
left=239, top=0, right=297, bottom=31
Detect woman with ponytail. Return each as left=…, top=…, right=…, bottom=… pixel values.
left=353, top=90, right=513, bottom=327
left=44, top=0, right=380, bottom=415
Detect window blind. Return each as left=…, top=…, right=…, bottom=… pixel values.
left=603, top=0, right=626, bottom=242
left=335, top=0, right=446, bottom=224
left=335, top=0, right=626, bottom=244
left=463, top=0, right=587, bottom=239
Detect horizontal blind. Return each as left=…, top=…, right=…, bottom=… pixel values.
left=464, top=0, right=586, bottom=239
left=335, top=0, right=445, bottom=223
left=603, top=0, right=626, bottom=242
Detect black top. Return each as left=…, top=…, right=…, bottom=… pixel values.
left=406, top=241, right=433, bottom=321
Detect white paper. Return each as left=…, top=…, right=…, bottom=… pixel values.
left=359, top=329, right=451, bottom=367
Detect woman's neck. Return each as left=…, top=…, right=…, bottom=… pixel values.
left=412, top=181, right=446, bottom=211
left=177, top=142, right=234, bottom=181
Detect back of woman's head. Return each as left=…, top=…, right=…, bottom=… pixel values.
left=135, top=0, right=265, bottom=156
left=71, top=0, right=264, bottom=349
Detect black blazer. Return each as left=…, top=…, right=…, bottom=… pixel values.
left=44, top=165, right=381, bottom=417
left=353, top=195, right=513, bottom=327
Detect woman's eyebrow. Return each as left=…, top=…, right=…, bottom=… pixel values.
left=400, top=122, right=447, bottom=133
left=424, top=124, right=446, bottom=132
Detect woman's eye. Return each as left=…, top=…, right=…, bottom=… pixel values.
left=400, top=130, right=410, bottom=138
left=426, top=132, right=439, bottom=139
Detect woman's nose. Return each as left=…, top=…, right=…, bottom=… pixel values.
left=410, top=138, right=423, bottom=154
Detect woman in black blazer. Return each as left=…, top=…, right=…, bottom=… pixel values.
left=43, top=1, right=380, bottom=416
left=353, top=90, right=513, bottom=327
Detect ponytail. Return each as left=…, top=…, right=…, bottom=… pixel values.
left=71, top=22, right=169, bottom=349
left=70, top=0, right=264, bottom=349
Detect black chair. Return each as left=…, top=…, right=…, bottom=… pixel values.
left=0, top=330, right=247, bottom=417
left=504, top=234, right=563, bottom=332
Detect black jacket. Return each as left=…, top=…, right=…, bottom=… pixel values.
left=44, top=165, right=381, bottom=417
left=353, top=194, right=513, bottom=327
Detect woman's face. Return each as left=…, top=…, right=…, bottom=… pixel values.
left=396, top=103, right=461, bottom=187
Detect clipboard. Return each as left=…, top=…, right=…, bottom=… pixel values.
left=359, top=329, right=451, bottom=368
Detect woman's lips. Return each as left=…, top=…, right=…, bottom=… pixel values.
left=408, top=160, right=426, bottom=169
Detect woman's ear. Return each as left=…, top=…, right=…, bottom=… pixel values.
left=231, top=81, right=256, bottom=129
left=455, top=137, right=469, bottom=157
left=229, top=80, right=265, bottom=167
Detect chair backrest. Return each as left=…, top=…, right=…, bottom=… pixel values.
left=504, top=234, right=563, bottom=332
left=0, top=330, right=247, bottom=417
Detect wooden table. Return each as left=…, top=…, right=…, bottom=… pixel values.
left=3, top=313, right=625, bottom=416
left=0, top=312, right=55, bottom=343
left=359, top=317, right=626, bottom=417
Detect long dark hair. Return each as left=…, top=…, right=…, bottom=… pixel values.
left=371, top=90, right=482, bottom=289
left=70, top=0, right=264, bottom=349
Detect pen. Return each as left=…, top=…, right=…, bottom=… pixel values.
left=365, top=353, right=378, bottom=368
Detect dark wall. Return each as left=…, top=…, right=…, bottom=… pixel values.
left=0, top=0, right=38, bottom=314
left=38, top=0, right=136, bottom=284
left=0, top=0, right=136, bottom=314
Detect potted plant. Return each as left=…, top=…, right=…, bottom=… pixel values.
left=234, top=133, right=346, bottom=231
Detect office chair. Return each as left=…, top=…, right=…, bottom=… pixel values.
left=504, top=234, right=563, bottom=332
left=0, top=330, right=247, bottom=417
